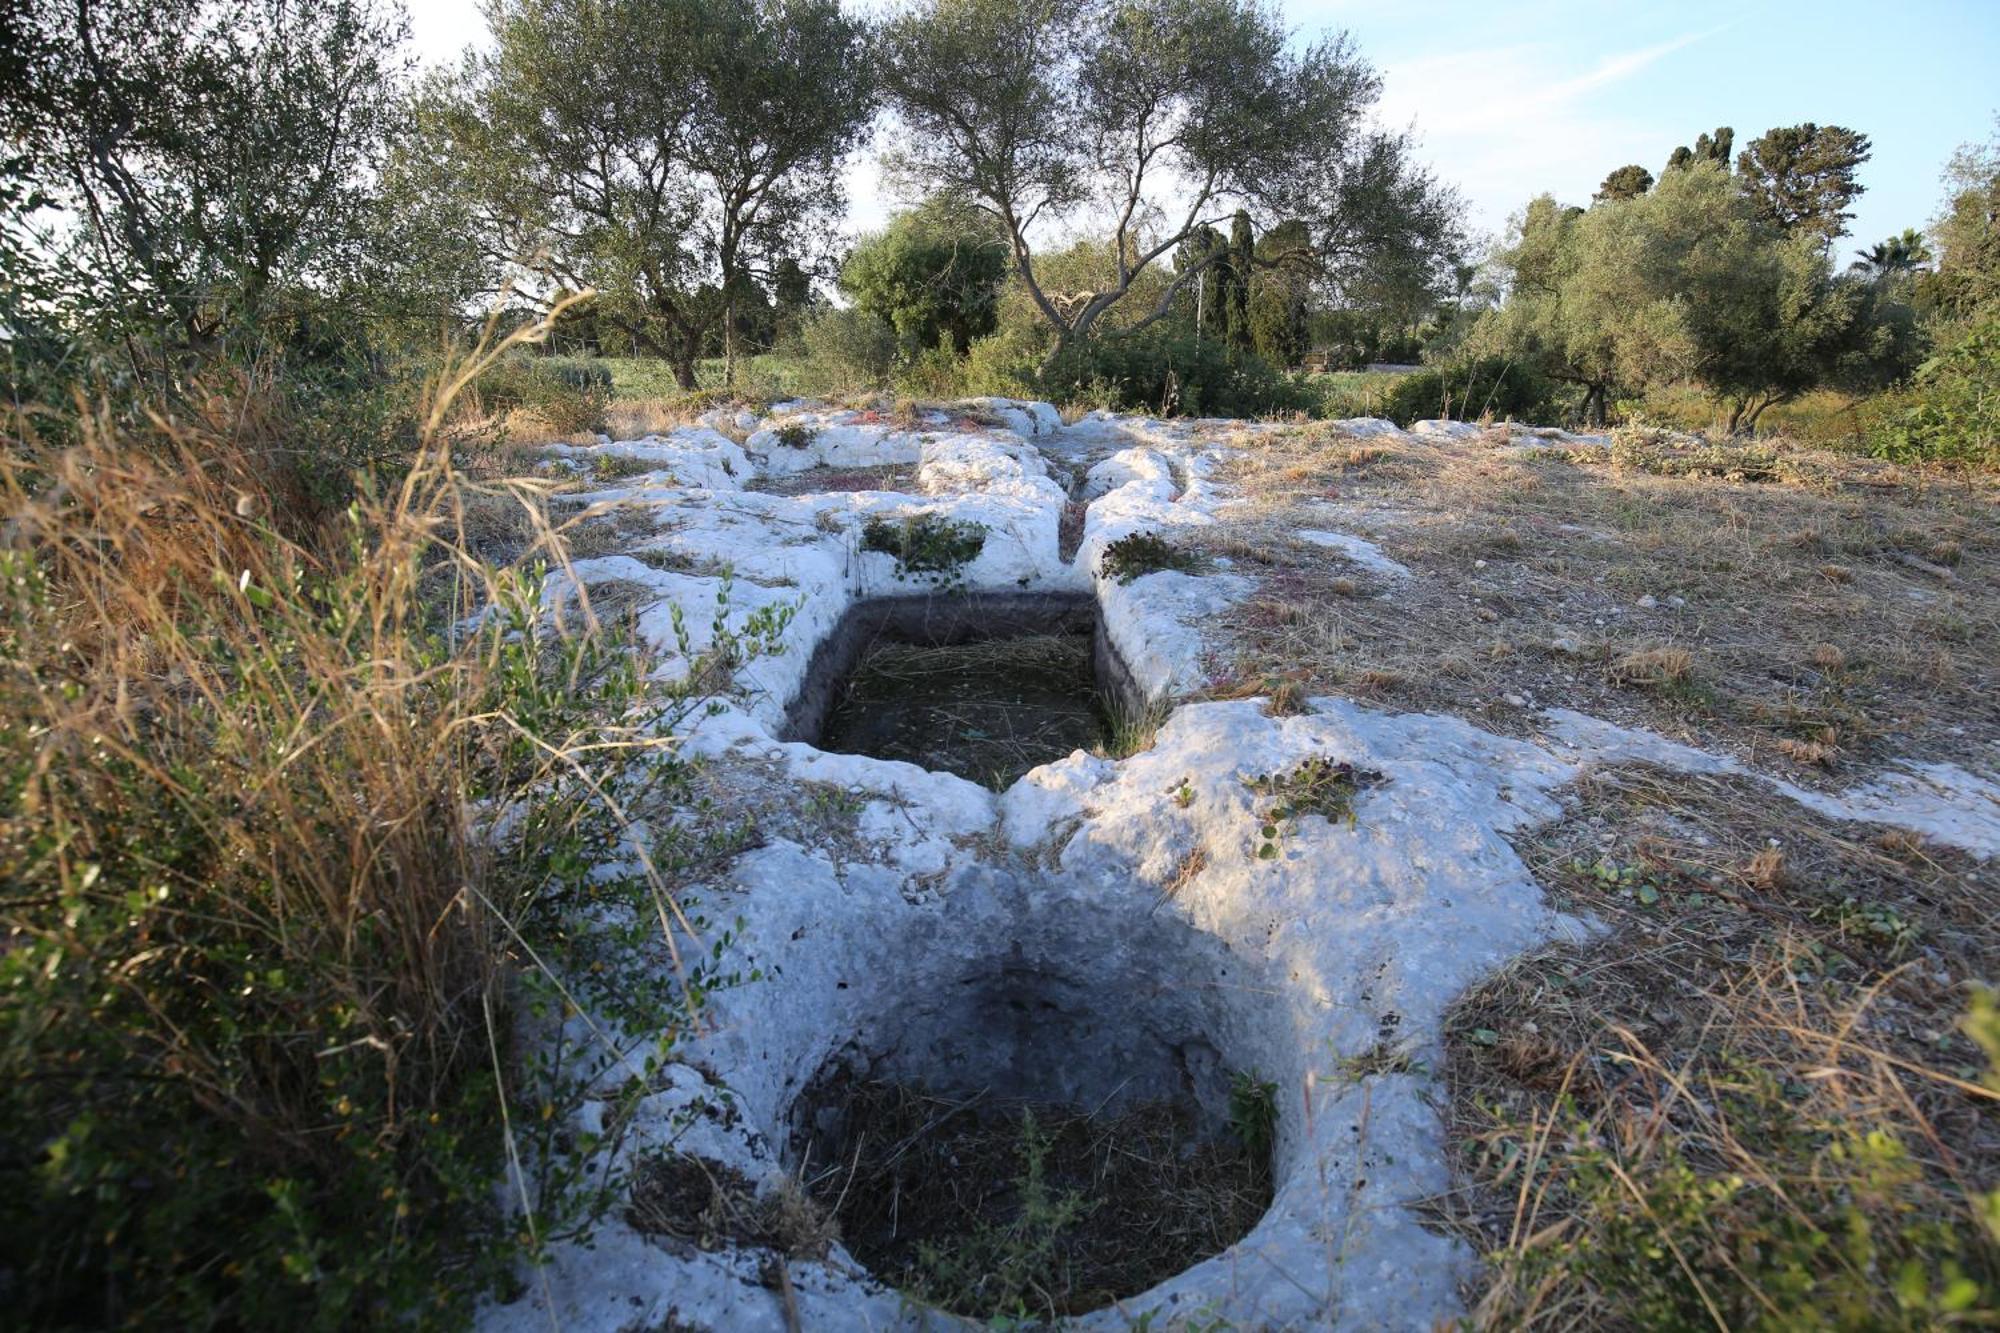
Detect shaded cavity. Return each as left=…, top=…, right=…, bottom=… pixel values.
left=785, top=593, right=1150, bottom=789
left=797, top=1080, right=1270, bottom=1321
left=784, top=881, right=1279, bottom=1321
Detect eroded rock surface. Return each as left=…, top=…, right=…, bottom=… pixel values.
left=484, top=400, right=1998, bottom=1333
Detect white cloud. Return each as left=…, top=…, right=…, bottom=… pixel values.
left=1374, top=28, right=1724, bottom=241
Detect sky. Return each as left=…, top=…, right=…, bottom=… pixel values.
left=407, top=0, right=2000, bottom=260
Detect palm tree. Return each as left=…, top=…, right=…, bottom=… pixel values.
left=1851, top=227, right=1933, bottom=277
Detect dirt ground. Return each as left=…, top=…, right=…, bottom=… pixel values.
left=1199, top=428, right=1999, bottom=783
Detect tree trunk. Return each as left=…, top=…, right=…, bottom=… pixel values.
left=1034, top=330, right=1072, bottom=382
left=722, top=301, right=737, bottom=389
left=671, top=355, right=698, bottom=391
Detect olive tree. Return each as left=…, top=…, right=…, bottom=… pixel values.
left=879, top=0, right=1462, bottom=372
left=422, top=0, right=870, bottom=388
left=1478, top=164, right=1883, bottom=431
left=13, top=0, right=411, bottom=359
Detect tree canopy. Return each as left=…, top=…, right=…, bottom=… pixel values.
left=13, top=0, right=410, bottom=358
left=1736, top=123, right=1873, bottom=246
left=878, top=0, right=1463, bottom=369
left=841, top=200, right=1009, bottom=355
left=411, top=0, right=870, bottom=387
left=1476, top=163, right=1900, bottom=429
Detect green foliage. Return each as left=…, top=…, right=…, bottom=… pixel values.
left=1477, top=1065, right=1995, bottom=1329
left=1664, top=126, right=1733, bottom=176
left=1097, top=530, right=1205, bottom=584
left=907, top=1110, right=1090, bottom=1321
left=1609, top=427, right=1782, bottom=481
left=1925, top=123, right=2000, bottom=320
left=841, top=200, right=1008, bottom=357
left=0, top=413, right=777, bottom=1327
left=1736, top=122, right=1873, bottom=246
left=799, top=307, right=898, bottom=392
left=772, top=422, right=816, bottom=449
left=476, top=354, right=612, bottom=435
left=880, top=0, right=1465, bottom=368
left=1041, top=324, right=1303, bottom=417
left=861, top=512, right=986, bottom=584
left=1246, top=219, right=1315, bottom=367
left=959, top=325, right=1043, bottom=398
left=1476, top=165, right=1892, bottom=430
left=12, top=0, right=412, bottom=357
left=1595, top=164, right=1654, bottom=203
left=1852, top=228, right=1932, bottom=279
left=1244, top=758, right=1385, bottom=858
left=1379, top=356, right=1559, bottom=427
left=1227, top=1072, right=1279, bottom=1160
left=419, top=0, right=871, bottom=388
left=1866, top=316, right=2000, bottom=469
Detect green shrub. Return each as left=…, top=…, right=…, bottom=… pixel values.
left=545, top=356, right=616, bottom=397
left=0, top=352, right=770, bottom=1326
left=893, top=334, right=968, bottom=400
left=1040, top=326, right=1305, bottom=418
left=861, top=512, right=986, bottom=583
left=800, top=308, right=898, bottom=394
left=475, top=354, right=610, bottom=435
left=959, top=326, right=1042, bottom=398
left=1380, top=356, right=1561, bottom=427
left=773, top=422, right=816, bottom=449
left=1097, top=530, right=1205, bottom=583
left=1866, top=317, right=2000, bottom=470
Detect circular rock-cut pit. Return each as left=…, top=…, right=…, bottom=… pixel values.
left=782, top=876, right=1285, bottom=1323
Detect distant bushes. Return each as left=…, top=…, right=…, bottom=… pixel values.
left=1865, top=316, right=2000, bottom=470
left=800, top=308, right=899, bottom=394
left=1379, top=357, right=1563, bottom=427
left=1040, top=326, right=1305, bottom=418
left=475, top=353, right=611, bottom=435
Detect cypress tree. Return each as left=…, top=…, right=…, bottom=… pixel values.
left=1228, top=209, right=1254, bottom=350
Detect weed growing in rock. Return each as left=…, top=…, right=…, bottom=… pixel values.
left=592, top=451, right=663, bottom=480
left=773, top=422, right=816, bottom=449
left=1245, top=758, right=1387, bottom=857
left=1099, top=529, right=1206, bottom=583
left=861, top=512, right=986, bottom=584
left=1228, top=1072, right=1279, bottom=1160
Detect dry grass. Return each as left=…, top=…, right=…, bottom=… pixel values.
left=1205, top=430, right=2000, bottom=778
left=0, top=304, right=723, bottom=1325
left=1431, top=765, right=2000, bottom=1327
left=794, top=1080, right=1271, bottom=1321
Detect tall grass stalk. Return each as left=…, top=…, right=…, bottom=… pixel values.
left=0, top=297, right=727, bottom=1326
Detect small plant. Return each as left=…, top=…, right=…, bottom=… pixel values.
left=861, top=512, right=986, bottom=585
left=772, top=421, right=816, bottom=449
left=908, top=1110, right=1090, bottom=1321
left=1228, top=1071, right=1279, bottom=1161
left=1609, top=645, right=1694, bottom=690
left=592, top=451, right=661, bottom=480
left=1099, top=529, right=1205, bottom=584
left=1244, top=757, right=1386, bottom=858
left=1571, top=856, right=1679, bottom=907
left=1810, top=895, right=1920, bottom=955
